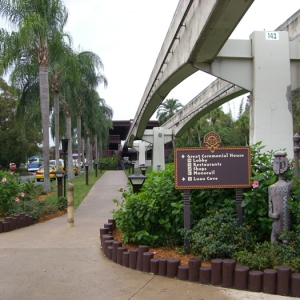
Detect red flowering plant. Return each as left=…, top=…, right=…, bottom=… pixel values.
left=0, top=171, right=24, bottom=218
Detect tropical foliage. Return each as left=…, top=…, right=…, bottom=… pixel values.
left=0, top=0, right=70, bottom=191
left=112, top=142, right=300, bottom=260
left=0, top=170, right=24, bottom=217
left=113, top=165, right=184, bottom=246
left=181, top=207, right=255, bottom=260
left=156, top=98, right=183, bottom=125
left=0, top=0, right=112, bottom=189
left=233, top=236, right=300, bottom=273
left=0, top=78, right=41, bottom=168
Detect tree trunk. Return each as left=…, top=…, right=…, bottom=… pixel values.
left=86, top=134, right=91, bottom=170
left=77, top=116, right=82, bottom=173
left=95, top=134, right=98, bottom=161
left=54, top=91, right=60, bottom=173
left=39, top=65, right=51, bottom=192
left=197, top=128, right=202, bottom=147
left=66, top=115, right=74, bottom=180
left=98, top=135, right=103, bottom=158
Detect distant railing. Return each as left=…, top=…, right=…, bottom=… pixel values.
left=101, top=150, right=121, bottom=158
left=108, top=135, right=121, bottom=144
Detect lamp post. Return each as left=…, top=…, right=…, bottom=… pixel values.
left=127, top=161, right=131, bottom=174
left=128, top=171, right=147, bottom=193
left=131, top=161, right=135, bottom=174
left=55, top=168, right=64, bottom=198
left=95, top=161, right=98, bottom=177
left=61, top=138, right=69, bottom=197
left=139, top=165, right=148, bottom=176
left=85, top=162, right=89, bottom=185
left=140, top=164, right=148, bottom=175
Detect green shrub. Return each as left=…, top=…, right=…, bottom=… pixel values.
left=190, top=188, right=235, bottom=226
left=9, top=198, right=57, bottom=223
left=233, top=239, right=300, bottom=273
left=241, top=143, right=277, bottom=240
left=57, top=196, right=67, bottom=211
left=181, top=207, right=256, bottom=260
left=99, top=157, right=119, bottom=170
left=20, top=178, right=36, bottom=196
left=0, top=171, right=25, bottom=217
left=288, top=171, right=300, bottom=232
left=113, top=165, right=183, bottom=246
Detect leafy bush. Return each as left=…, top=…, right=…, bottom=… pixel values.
left=113, top=165, right=183, bottom=246
left=0, top=175, right=59, bottom=222
left=0, top=171, right=25, bottom=217
left=9, top=198, right=57, bottom=223
left=57, top=196, right=67, bottom=211
left=190, top=188, right=235, bottom=226
left=233, top=239, right=300, bottom=273
left=181, top=207, right=255, bottom=260
left=241, top=143, right=276, bottom=240
left=99, top=157, right=119, bottom=170
left=288, top=171, right=300, bottom=231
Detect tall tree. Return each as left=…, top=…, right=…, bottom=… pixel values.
left=0, top=0, right=68, bottom=191
left=48, top=41, right=72, bottom=175
left=70, top=50, right=108, bottom=170
left=156, top=98, right=183, bottom=125
left=0, top=78, right=41, bottom=167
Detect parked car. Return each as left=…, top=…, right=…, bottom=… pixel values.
left=49, top=159, right=79, bottom=176
left=28, top=161, right=43, bottom=174
left=35, top=165, right=57, bottom=182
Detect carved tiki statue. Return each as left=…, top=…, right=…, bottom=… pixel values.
left=268, top=151, right=292, bottom=242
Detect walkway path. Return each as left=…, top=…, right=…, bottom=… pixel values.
left=0, top=171, right=293, bottom=299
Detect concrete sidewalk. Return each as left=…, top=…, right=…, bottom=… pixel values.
left=0, top=171, right=294, bottom=299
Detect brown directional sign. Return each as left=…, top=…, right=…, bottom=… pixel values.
left=174, top=147, right=252, bottom=189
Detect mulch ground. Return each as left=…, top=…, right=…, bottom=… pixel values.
left=113, top=230, right=211, bottom=266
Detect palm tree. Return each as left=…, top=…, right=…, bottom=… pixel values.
left=0, top=0, right=68, bottom=192
left=195, top=117, right=210, bottom=147
left=54, top=49, right=108, bottom=177
left=207, top=107, right=223, bottom=131
left=88, top=96, right=113, bottom=162
left=156, top=98, right=183, bottom=125
left=71, top=50, right=108, bottom=169
left=48, top=41, right=72, bottom=174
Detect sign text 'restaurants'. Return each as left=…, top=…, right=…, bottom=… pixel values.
left=174, top=147, right=251, bottom=189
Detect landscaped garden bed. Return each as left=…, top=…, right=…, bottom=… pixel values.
left=109, top=144, right=300, bottom=297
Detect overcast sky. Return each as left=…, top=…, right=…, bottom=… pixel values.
left=62, top=0, right=300, bottom=121
left=2, top=1, right=300, bottom=121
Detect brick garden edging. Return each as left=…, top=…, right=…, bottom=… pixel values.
left=100, top=219, right=300, bottom=298
left=0, top=212, right=34, bottom=233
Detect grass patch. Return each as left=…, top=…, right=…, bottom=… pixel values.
left=124, top=165, right=153, bottom=177
left=43, top=171, right=103, bottom=209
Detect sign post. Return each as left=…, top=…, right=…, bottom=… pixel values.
left=183, top=189, right=191, bottom=253
left=174, top=132, right=252, bottom=251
